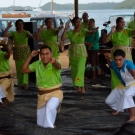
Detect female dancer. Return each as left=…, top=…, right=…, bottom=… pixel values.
left=3, top=19, right=35, bottom=89
left=36, top=18, right=63, bottom=59
left=61, top=17, right=98, bottom=93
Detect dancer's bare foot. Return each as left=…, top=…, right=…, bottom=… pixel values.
left=72, top=89, right=81, bottom=93
left=111, top=111, right=118, bottom=115
left=23, top=84, right=29, bottom=90
left=127, top=116, right=135, bottom=122
left=72, top=87, right=81, bottom=93
left=0, top=98, right=9, bottom=106
left=81, top=87, right=85, bottom=93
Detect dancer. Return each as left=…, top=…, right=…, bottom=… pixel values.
left=127, top=12, right=135, bottom=64
left=103, top=17, right=135, bottom=89
left=36, top=18, right=63, bottom=59
left=105, top=49, right=135, bottom=122
left=0, top=45, right=14, bottom=106
left=21, top=45, right=63, bottom=128
left=3, top=19, right=35, bottom=89
left=61, top=17, right=98, bottom=93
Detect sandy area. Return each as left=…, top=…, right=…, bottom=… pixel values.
left=9, top=49, right=69, bottom=78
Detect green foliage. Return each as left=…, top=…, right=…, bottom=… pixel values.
left=41, top=2, right=117, bottom=10
left=114, top=0, right=135, bottom=9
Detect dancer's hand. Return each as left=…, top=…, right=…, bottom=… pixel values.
left=93, top=27, right=99, bottom=32
left=7, top=21, right=12, bottom=28
left=32, top=32, right=37, bottom=38
left=50, top=58, right=57, bottom=64
left=65, top=21, right=70, bottom=30
left=57, top=25, right=64, bottom=32
left=39, top=24, right=44, bottom=31
left=30, top=50, right=39, bottom=58
left=104, top=53, right=111, bottom=60
left=111, top=26, right=116, bottom=33
left=88, top=43, right=93, bottom=50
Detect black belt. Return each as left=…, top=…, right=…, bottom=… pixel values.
left=0, top=75, right=11, bottom=80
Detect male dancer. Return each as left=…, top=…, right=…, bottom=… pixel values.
left=21, top=45, right=63, bottom=128
left=105, top=49, right=135, bottom=122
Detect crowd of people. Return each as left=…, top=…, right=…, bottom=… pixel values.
left=1, top=11, right=135, bottom=128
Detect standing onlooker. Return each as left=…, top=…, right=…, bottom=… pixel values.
left=103, top=17, right=135, bottom=89
left=98, top=29, right=113, bottom=76
left=36, top=18, right=63, bottom=59
left=85, top=18, right=100, bottom=79
left=3, top=19, right=35, bottom=89
left=127, top=12, right=135, bottom=64
left=81, top=12, right=89, bottom=30
left=61, top=17, right=98, bottom=93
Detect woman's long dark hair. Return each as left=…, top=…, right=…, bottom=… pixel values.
left=116, top=17, right=123, bottom=30
left=71, top=16, right=80, bottom=26
left=45, top=18, right=52, bottom=24
left=15, top=19, right=24, bottom=31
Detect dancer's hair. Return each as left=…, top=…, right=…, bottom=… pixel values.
left=113, top=49, right=125, bottom=58
left=71, top=16, right=80, bottom=25
left=15, top=19, right=24, bottom=30
left=45, top=18, right=52, bottom=24
left=116, top=17, right=124, bottom=30
left=40, top=45, right=52, bottom=53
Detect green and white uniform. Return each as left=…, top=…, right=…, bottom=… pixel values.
left=110, top=28, right=133, bottom=89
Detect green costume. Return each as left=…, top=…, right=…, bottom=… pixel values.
left=40, top=28, right=59, bottom=59
left=66, top=29, right=88, bottom=87
left=0, top=50, right=10, bottom=73
left=29, top=60, right=62, bottom=88
left=81, top=21, right=89, bottom=30
left=127, top=20, right=135, bottom=34
left=10, top=30, right=31, bottom=86
left=29, top=60, right=63, bottom=109
left=110, top=28, right=133, bottom=89
left=0, top=50, right=14, bottom=102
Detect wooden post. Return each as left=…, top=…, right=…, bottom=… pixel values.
left=52, top=0, right=54, bottom=14
left=74, top=0, right=78, bottom=17
left=13, top=0, right=15, bottom=12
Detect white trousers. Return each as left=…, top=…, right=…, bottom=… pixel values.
left=105, top=86, right=135, bottom=112
left=0, top=86, right=6, bottom=103
left=37, top=97, right=60, bottom=128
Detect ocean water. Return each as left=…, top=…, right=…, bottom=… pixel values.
left=0, top=9, right=134, bottom=32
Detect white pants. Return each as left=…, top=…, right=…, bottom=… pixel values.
left=105, top=86, right=135, bottom=112
left=37, top=97, right=60, bottom=128
left=0, top=86, right=6, bottom=103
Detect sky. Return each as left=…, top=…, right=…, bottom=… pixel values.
left=0, top=0, right=123, bottom=7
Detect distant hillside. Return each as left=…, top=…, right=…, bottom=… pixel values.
left=114, top=0, right=135, bottom=9
left=41, top=2, right=117, bottom=10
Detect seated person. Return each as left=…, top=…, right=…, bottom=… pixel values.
left=98, top=29, right=113, bottom=75
left=0, top=45, right=14, bottom=106
left=99, top=29, right=113, bottom=49
left=105, top=49, right=135, bottom=122
left=21, top=45, right=63, bottom=128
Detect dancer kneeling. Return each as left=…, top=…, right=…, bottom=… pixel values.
left=105, top=49, right=135, bottom=122
left=21, top=45, right=63, bottom=128
left=0, top=46, right=14, bottom=106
